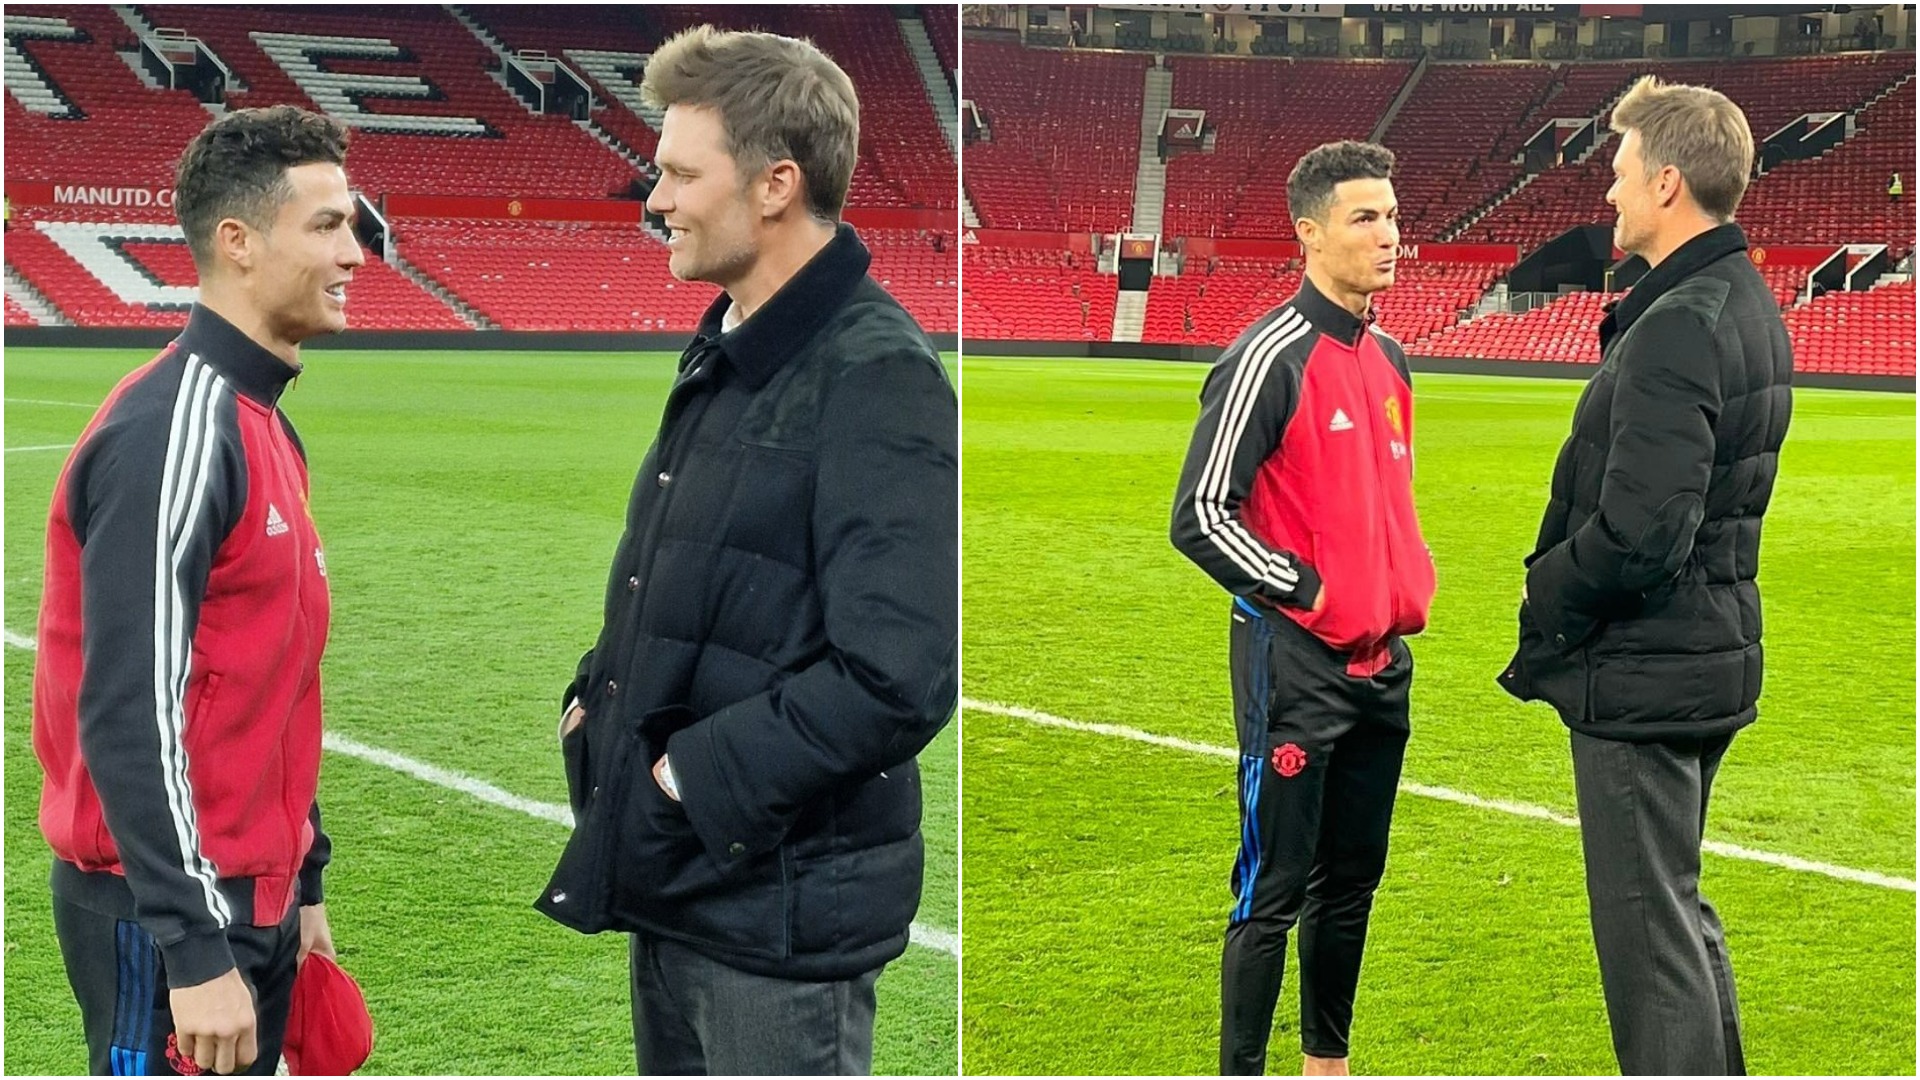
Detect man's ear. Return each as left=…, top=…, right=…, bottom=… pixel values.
left=761, top=159, right=803, bottom=219
left=214, top=217, right=255, bottom=271
left=1295, top=215, right=1321, bottom=252
left=1654, top=163, right=1686, bottom=211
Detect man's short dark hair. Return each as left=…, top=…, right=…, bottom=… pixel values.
left=175, top=106, right=349, bottom=266
left=1287, top=140, right=1395, bottom=225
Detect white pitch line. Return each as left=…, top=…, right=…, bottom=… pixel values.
left=6, top=443, right=73, bottom=453
left=962, top=697, right=1918, bottom=894
left=5, top=397, right=95, bottom=408
left=0, top=632, right=959, bottom=958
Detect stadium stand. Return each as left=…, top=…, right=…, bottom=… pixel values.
left=1381, top=63, right=1553, bottom=242
left=962, top=245, right=1115, bottom=340
left=1416, top=290, right=1621, bottom=365
left=460, top=4, right=664, bottom=161
left=8, top=204, right=467, bottom=330
left=1139, top=259, right=1501, bottom=347
left=112, top=5, right=640, bottom=198
left=1782, top=279, right=1916, bottom=375
left=391, top=218, right=955, bottom=334
left=923, top=4, right=958, bottom=78
left=1161, top=57, right=1409, bottom=240
left=964, top=42, right=1149, bottom=231
left=1740, top=75, right=1916, bottom=258
left=6, top=6, right=227, bottom=188
left=1141, top=257, right=1299, bottom=345
left=5, top=5, right=957, bottom=335
left=1463, top=53, right=1914, bottom=251
left=6, top=294, right=40, bottom=327
left=962, top=30, right=1914, bottom=379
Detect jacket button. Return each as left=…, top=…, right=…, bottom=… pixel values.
left=591, top=785, right=600, bottom=799
left=1554, top=633, right=1567, bottom=646
left=550, top=888, right=567, bottom=903
left=607, top=680, right=618, bottom=695
left=627, top=575, right=639, bottom=592
left=728, top=842, right=745, bottom=856
left=657, top=471, right=671, bottom=488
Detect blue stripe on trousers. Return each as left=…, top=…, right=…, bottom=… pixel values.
left=1236, top=756, right=1265, bottom=923
left=111, top=920, right=158, bottom=1075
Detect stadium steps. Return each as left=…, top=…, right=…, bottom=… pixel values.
left=445, top=4, right=545, bottom=118
left=1440, top=130, right=1615, bottom=245
left=1368, top=52, right=1429, bottom=144
left=897, top=14, right=957, bottom=160
left=1752, top=70, right=1912, bottom=181
left=1111, top=289, right=1147, bottom=343
left=121, top=4, right=246, bottom=96
left=566, top=49, right=665, bottom=131
left=5, top=14, right=82, bottom=117
left=4, top=264, right=71, bottom=326
left=386, top=249, right=494, bottom=331
left=1129, top=65, right=1172, bottom=235
left=961, top=190, right=980, bottom=228
left=1438, top=77, right=1634, bottom=244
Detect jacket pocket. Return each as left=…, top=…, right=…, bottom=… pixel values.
left=1295, top=531, right=1390, bottom=652
left=1587, top=649, right=1748, bottom=727
left=1503, top=600, right=1591, bottom=722
left=536, top=723, right=641, bottom=934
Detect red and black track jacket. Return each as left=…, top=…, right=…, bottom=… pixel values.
left=34, top=306, right=332, bottom=989
left=1172, top=277, right=1436, bottom=676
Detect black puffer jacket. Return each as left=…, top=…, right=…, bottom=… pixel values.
left=1500, top=224, right=1793, bottom=742
left=537, top=225, right=958, bottom=979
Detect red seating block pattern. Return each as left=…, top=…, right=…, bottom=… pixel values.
left=964, top=42, right=1148, bottom=232
left=1414, top=290, right=1620, bottom=364
left=1782, top=281, right=1915, bottom=376
left=123, top=4, right=636, bottom=198
left=6, top=5, right=224, bottom=188
left=1463, top=55, right=1913, bottom=252
left=1139, top=259, right=1501, bottom=346
left=6, top=294, right=40, bottom=327
left=5, top=206, right=465, bottom=330
left=1742, top=77, right=1916, bottom=259
left=398, top=218, right=952, bottom=333
left=1162, top=57, right=1409, bottom=240
left=464, top=4, right=660, bottom=159
left=1383, top=63, right=1553, bottom=242
left=962, top=246, right=1115, bottom=340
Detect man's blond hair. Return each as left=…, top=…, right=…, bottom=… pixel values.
left=1609, top=74, right=1754, bottom=222
left=642, top=25, right=860, bottom=221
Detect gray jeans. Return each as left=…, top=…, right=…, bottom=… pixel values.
left=630, top=932, right=881, bottom=1075
left=1570, top=730, right=1744, bottom=1076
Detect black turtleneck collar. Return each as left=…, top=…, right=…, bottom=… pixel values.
left=175, top=304, right=302, bottom=408
left=1603, top=222, right=1749, bottom=343
left=1290, top=273, right=1374, bottom=347
left=691, top=222, right=872, bottom=389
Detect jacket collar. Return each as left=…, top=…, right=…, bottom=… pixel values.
left=691, top=222, right=872, bottom=389
left=1290, top=274, right=1373, bottom=347
left=174, top=304, right=302, bottom=408
left=1603, top=222, right=1749, bottom=342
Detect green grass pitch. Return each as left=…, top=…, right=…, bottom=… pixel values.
left=4, top=348, right=957, bottom=1075
left=958, top=357, right=1914, bottom=1076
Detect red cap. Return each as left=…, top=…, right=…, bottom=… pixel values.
left=284, top=954, right=374, bottom=1075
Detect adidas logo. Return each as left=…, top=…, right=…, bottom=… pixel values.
left=1329, top=408, right=1355, bottom=433
left=266, top=503, right=289, bottom=537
